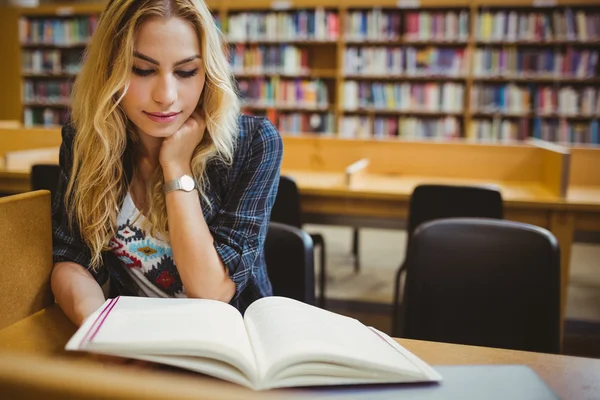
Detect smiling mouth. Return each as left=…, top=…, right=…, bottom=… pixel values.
left=143, top=111, right=181, bottom=123
left=144, top=111, right=181, bottom=117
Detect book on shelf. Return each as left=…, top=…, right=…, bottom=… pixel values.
left=19, top=15, right=98, bottom=46
left=66, top=296, right=442, bottom=391
left=476, top=8, right=600, bottom=43
left=344, top=46, right=466, bottom=77
left=344, top=9, right=469, bottom=42
left=532, top=117, right=599, bottom=144
left=277, top=112, right=335, bottom=135
left=339, top=115, right=461, bottom=140
left=470, top=117, right=530, bottom=142
left=229, top=44, right=311, bottom=76
left=339, top=115, right=372, bottom=139
left=474, top=48, right=599, bottom=79
left=472, top=84, right=600, bottom=117
left=236, top=77, right=329, bottom=110
left=226, top=9, right=339, bottom=42
left=343, top=81, right=464, bottom=113
left=22, top=49, right=82, bottom=75
left=376, top=116, right=460, bottom=140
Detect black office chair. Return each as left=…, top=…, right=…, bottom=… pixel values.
left=264, top=222, right=316, bottom=306
left=400, top=218, right=561, bottom=354
left=270, top=176, right=327, bottom=308
left=30, top=164, right=61, bottom=201
left=392, top=184, right=504, bottom=336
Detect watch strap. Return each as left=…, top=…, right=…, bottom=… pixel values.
left=163, top=174, right=196, bottom=194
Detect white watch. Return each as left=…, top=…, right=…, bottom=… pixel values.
left=163, top=174, right=197, bottom=194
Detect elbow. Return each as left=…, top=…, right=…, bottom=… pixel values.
left=186, top=275, right=236, bottom=303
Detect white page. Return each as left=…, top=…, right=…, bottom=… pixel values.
left=108, top=352, right=255, bottom=389
left=66, top=296, right=257, bottom=383
left=244, top=297, right=440, bottom=386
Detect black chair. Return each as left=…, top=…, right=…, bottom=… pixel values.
left=30, top=164, right=61, bottom=201
left=392, top=184, right=504, bottom=336
left=401, top=218, right=561, bottom=354
left=270, top=176, right=327, bottom=308
left=264, top=222, right=316, bottom=306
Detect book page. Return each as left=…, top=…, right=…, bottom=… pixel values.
left=244, top=297, right=440, bottom=387
left=66, top=296, right=258, bottom=384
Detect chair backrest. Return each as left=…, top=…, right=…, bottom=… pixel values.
left=264, top=222, right=315, bottom=306
left=30, top=164, right=61, bottom=199
left=270, top=176, right=303, bottom=229
left=402, top=218, right=561, bottom=354
left=0, top=190, right=54, bottom=329
left=407, top=184, right=504, bottom=242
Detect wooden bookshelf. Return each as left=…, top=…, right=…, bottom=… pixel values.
left=472, top=1, right=600, bottom=143
left=0, top=0, right=598, bottom=143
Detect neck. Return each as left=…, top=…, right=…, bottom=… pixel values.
left=134, top=130, right=162, bottom=181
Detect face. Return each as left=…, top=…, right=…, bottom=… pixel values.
left=120, top=16, right=205, bottom=139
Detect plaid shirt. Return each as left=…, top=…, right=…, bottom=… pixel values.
left=52, top=115, right=283, bottom=313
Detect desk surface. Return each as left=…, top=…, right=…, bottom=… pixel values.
left=283, top=170, right=600, bottom=212
left=2, top=167, right=599, bottom=211
left=0, top=305, right=599, bottom=400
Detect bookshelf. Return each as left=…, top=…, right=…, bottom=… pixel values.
left=0, top=0, right=598, bottom=144
left=471, top=0, right=600, bottom=143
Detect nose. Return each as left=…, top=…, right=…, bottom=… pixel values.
left=152, top=73, right=177, bottom=106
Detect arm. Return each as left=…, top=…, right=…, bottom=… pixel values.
left=163, top=167, right=236, bottom=301
left=51, top=261, right=106, bottom=326
left=161, top=114, right=234, bottom=301
left=160, top=116, right=282, bottom=302
left=51, top=124, right=109, bottom=326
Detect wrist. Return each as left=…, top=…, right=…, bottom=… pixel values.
left=162, top=164, right=192, bottom=181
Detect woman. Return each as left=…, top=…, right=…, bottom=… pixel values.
left=51, top=0, right=283, bottom=327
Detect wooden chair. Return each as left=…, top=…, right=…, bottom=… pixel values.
left=0, top=190, right=54, bottom=330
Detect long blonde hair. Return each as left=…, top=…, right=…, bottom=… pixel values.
left=66, top=0, right=240, bottom=270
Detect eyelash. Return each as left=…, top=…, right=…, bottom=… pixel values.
left=132, top=67, right=199, bottom=78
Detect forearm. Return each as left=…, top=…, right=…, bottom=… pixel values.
left=51, top=261, right=106, bottom=326
left=164, top=169, right=235, bottom=301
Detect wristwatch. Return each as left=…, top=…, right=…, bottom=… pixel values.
left=163, top=174, right=197, bottom=194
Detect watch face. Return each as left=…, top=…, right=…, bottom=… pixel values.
left=181, top=175, right=196, bottom=191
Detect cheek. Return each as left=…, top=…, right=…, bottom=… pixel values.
left=185, top=75, right=206, bottom=106
left=121, top=80, right=146, bottom=114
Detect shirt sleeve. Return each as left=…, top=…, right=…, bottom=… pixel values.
left=52, top=124, right=109, bottom=286
left=210, top=118, right=283, bottom=300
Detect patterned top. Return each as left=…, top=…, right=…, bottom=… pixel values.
left=109, top=192, right=186, bottom=298
left=52, top=115, right=283, bottom=313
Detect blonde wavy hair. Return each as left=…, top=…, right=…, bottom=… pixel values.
left=66, top=0, right=240, bottom=270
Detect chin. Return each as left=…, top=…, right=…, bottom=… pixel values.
left=144, top=127, right=178, bottom=138
left=134, top=121, right=181, bottom=138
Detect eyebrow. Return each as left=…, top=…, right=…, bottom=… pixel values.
left=133, top=51, right=201, bottom=67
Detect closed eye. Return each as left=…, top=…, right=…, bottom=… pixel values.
left=132, top=67, right=153, bottom=77
left=131, top=67, right=199, bottom=78
left=176, top=69, right=199, bottom=78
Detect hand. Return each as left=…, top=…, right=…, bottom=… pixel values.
left=159, top=110, right=206, bottom=177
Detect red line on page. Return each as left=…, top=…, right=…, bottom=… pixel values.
left=79, top=296, right=120, bottom=349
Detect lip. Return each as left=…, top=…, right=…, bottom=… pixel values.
left=143, top=111, right=181, bottom=123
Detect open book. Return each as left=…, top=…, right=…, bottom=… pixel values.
left=66, top=296, right=442, bottom=390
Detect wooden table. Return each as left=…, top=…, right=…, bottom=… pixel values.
left=0, top=305, right=599, bottom=400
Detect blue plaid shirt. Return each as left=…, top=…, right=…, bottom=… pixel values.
left=52, top=115, right=283, bottom=313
